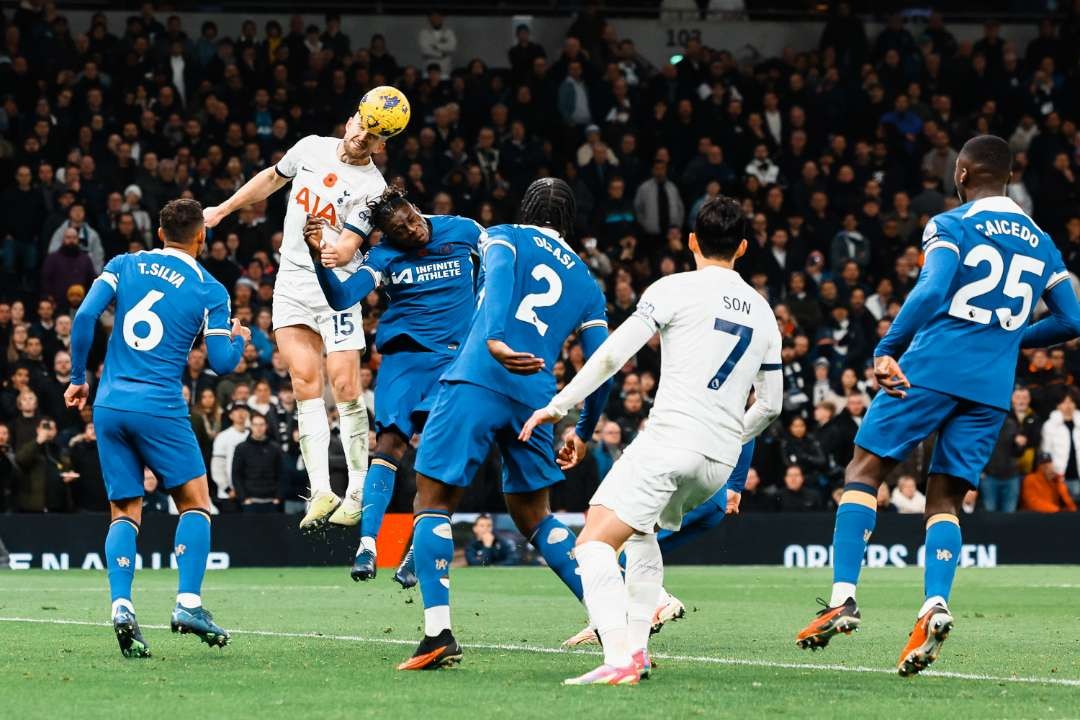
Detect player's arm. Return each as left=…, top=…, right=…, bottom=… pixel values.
left=65, top=262, right=119, bottom=409
left=304, top=216, right=379, bottom=309
left=873, top=231, right=962, bottom=396
left=574, top=322, right=613, bottom=442
left=203, top=165, right=290, bottom=227
left=318, top=193, right=377, bottom=268
left=480, top=235, right=544, bottom=374
left=204, top=284, right=249, bottom=374
left=742, top=332, right=784, bottom=442
left=1021, top=274, right=1080, bottom=349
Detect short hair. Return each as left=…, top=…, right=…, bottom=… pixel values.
left=366, top=186, right=412, bottom=232
left=519, top=177, right=576, bottom=240
left=959, top=134, right=1012, bottom=184
left=159, top=198, right=204, bottom=244
left=693, top=195, right=745, bottom=260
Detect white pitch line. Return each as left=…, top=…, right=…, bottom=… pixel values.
left=1, top=615, right=1077, bottom=688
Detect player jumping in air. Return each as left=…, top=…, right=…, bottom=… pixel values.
left=795, top=135, right=1080, bottom=676
left=303, top=187, right=481, bottom=584
left=202, top=109, right=386, bottom=533
left=65, top=199, right=249, bottom=657
left=397, top=178, right=612, bottom=670
left=522, top=196, right=782, bottom=685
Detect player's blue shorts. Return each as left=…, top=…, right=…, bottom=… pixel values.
left=414, top=380, right=562, bottom=493
left=855, top=385, right=1007, bottom=488
left=94, top=406, right=206, bottom=501
left=375, top=349, right=453, bottom=439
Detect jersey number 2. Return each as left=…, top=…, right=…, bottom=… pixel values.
left=708, top=319, right=753, bottom=390
left=515, top=264, right=563, bottom=336
left=948, top=245, right=1045, bottom=331
left=123, top=290, right=165, bottom=352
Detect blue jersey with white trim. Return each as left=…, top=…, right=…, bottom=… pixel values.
left=362, top=215, right=481, bottom=353
left=96, top=249, right=233, bottom=417
left=883, top=196, right=1068, bottom=410
left=443, top=224, right=608, bottom=408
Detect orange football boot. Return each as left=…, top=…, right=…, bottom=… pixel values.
left=795, top=597, right=861, bottom=650
left=397, top=629, right=463, bottom=670
left=897, top=605, right=954, bottom=676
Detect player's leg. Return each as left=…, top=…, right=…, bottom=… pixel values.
left=623, top=531, right=662, bottom=678
left=276, top=325, right=339, bottom=530
left=504, top=488, right=584, bottom=602
left=351, top=431, right=408, bottom=581
left=168, top=476, right=229, bottom=648
left=897, top=401, right=1004, bottom=676
left=325, top=347, right=370, bottom=527
left=95, top=407, right=151, bottom=658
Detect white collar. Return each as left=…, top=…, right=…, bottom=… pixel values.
left=962, top=195, right=1024, bottom=219
left=153, top=247, right=204, bottom=280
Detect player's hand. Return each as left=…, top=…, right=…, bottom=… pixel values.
left=487, top=339, right=544, bottom=375
left=725, top=489, right=742, bottom=515
left=303, top=214, right=325, bottom=256
left=320, top=243, right=348, bottom=268
left=230, top=318, right=252, bottom=344
left=64, top=383, right=90, bottom=410
left=518, top=405, right=565, bottom=442
left=873, top=355, right=910, bottom=398
left=556, top=433, right=588, bottom=470
left=203, top=205, right=227, bottom=228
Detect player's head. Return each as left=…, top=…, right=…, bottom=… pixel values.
left=367, top=187, right=430, bottom=249
left=343, top=111, right=386, bottom=161
left=519, top=177, right=576, bottom=240
left=954, top=134, right=1011, bottom=201
left=690, top=195, right=747, bottom=264
left=158, top=198, right=206, bottom=254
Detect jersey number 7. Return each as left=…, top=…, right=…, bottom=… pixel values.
left=708, top=319, right=753, bottom=390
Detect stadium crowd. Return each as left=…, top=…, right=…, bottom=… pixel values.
left=2, top=1, right=1080, bottom=517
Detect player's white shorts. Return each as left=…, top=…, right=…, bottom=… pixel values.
left=272, top=266, right=366, bottom=353
left=590, top=430, right=733, bottom=533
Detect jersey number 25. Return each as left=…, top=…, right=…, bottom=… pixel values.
left=948, top=245, right=1044, bottom=331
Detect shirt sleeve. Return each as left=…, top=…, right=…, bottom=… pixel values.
left=70, top=256, right=123, bottom=386
left=274, top=135, right=313, bottom=179
left=204, top=282, right=233, bottom=339
left=631, top=278, right=678, bottom=332
left=343, top=201, right=374, bottom=240
left=577, top=282, right=608, bottom=334
left=476, top=229, right=516, bottom=342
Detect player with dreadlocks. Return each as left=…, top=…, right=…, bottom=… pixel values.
left=396, top=178, right=612, bottom=670
left=304, top=187, right=483, bottom=585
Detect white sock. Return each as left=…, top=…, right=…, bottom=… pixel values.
left=830, top=582, right=857, bottom=608
left=337, top=398, right=369, bottom=496
left=111, top=598, right=134, bottom=617
left=358, top=536, right=377, bottom=555
left=624, top=533, right=663, bottom=653
left=919, top=595, right=948, bottom=618
left=176, top=592, right=201, bottom=609
left=576, top=540, right=631, bottom=668
left=297, top=398, right=331, bottom=494
left=424, top=606, right=451, bottom=636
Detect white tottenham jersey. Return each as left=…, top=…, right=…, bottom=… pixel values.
left=633, top=265, right=781, bottom=465
left=275, top=135, right=387, bottom=273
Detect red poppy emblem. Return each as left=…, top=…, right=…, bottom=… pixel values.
left=323, top=173, right=337, bottom=187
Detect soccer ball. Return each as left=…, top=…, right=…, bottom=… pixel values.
left=358, top=86, right=411, bottom=139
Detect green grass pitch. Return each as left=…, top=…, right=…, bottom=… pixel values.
left=1, top=566, right=1078, bottom=719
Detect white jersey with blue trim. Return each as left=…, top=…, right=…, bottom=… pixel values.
left=95, top=248, right=232, bottom=418
left=632, top=266, right=781, bottom=464
left=898, top=196, right=1068, bottom=411
left=275, top=135, right=386, bottom=273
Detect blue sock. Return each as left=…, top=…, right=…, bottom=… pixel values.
left=359, top=455, right=398, bottom=544
left=413, top=510, right=454, bottom=636
left=175, top=509, right=211, bottom=602
left=923, top=513, right=962, bottom=604
left=831, top=484, right=878, bottom=601
left=658, top=497, right=727, bottom=554
left=529, top=515, right=583, bottom=601
left=105, top=517, right=138, bottom=607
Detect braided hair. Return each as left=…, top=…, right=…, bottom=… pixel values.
left=366, top=186, right=412, bottom=233
left=519, top=177, right=576, bottom=241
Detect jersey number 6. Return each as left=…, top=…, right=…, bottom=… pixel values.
left=708, top=318, right=753, bottom=390
left=122, top=290, right=166, bottom=352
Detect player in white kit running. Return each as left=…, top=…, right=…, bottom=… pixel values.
left=520, top=196, right=783, bottom=686
left=202, top=109, right=386, bottom=531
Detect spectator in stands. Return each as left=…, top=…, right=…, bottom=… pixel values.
left=891, top=475, right=926, bottom=514
left=41, top=227, right=97, bottom=306
left=142, top=468, right=170, bottom=513
left=634, top=159, right=684, bottom=237
left=1020, top=452, right=1077, bottom=513
left=47, top=204, right=104, bottom=273
left=1040, top=389, right=1080, bottom=501
left=66, top=421, right=108, bottom=512
left=231, top=412, right=283, bottom=512
left=777, top=464, right=821, bottom=511
left=211, top=403, right=249, bottom=510
left=418, top=12, right=457, bottom=76
left=591, top=420, right=622, bottom=480
left=465, top=514, right=515, bottom=566
left=13, top=417, right=65, bottom=512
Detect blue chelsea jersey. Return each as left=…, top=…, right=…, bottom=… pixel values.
left=444, top=224, right=608, bottom=408
left=361, top=214, right=481, bottom=353
left=899, top=196, right=1069, bottom=410
left=96, top=249, right=233, bottom=417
